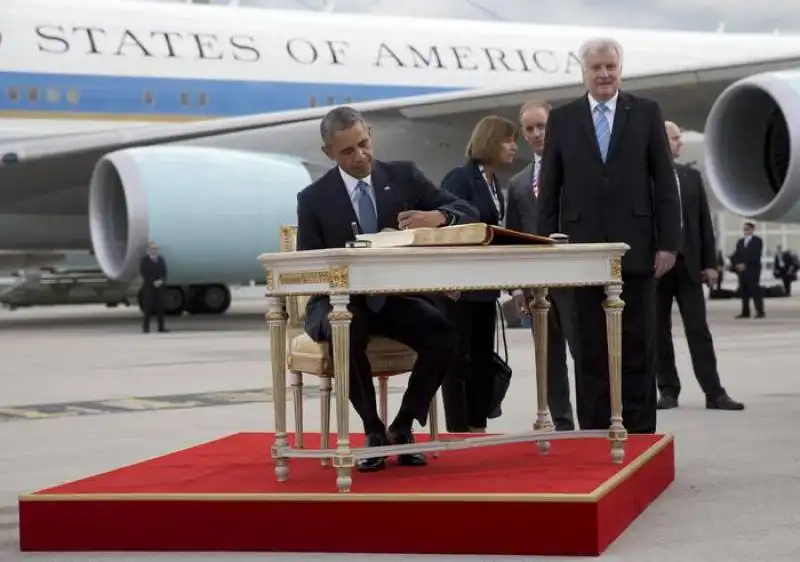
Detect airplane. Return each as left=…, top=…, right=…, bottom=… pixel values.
left=1, top=0, right=799, bottom=317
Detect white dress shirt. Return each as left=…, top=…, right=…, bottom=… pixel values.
left=588, top=91, right=619, bottom=134
left=339, top=167, right=377, bottom=221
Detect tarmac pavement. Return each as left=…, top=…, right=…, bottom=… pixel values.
left=1, top=291, right=799, bottom=561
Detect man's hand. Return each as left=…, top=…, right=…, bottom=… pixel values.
left=653, top=251, right=676, bottom=278
left=512, top=293, right=529, bottom=316
left=445, top=291, right=460, bottom=301
left=398, top=210, right=446, bottom=230
left=735, top=263, right=746, bottom=273
left=701, top=268, right=718, bottom=287
left=154, top=280, right=164, bottom=288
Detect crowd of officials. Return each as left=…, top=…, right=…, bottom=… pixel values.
left=291, top=36, right=749, bottom=472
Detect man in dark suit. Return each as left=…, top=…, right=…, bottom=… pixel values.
left=139, top=241, right=168, bottom=334
left=537, top=38, right=682, bottom=435
left=656, top=121, right=744, bottom=411
left=505, top=99, right=578, bottom=431
left=772, top=245, right=797, bottom=296
left=731, top=222, right=765, bottom=318
left=296, top=105, right=479, bottom=472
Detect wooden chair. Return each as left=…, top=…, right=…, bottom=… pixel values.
left=279, top=226, right=439, bottom=464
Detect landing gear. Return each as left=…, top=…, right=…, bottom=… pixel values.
left=138, top=284, right=231, bottom=317
left=185, top=284, right=231, bottom=315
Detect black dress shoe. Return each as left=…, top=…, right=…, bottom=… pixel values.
left=388, top=428, right=427, bottom=467
left=357, top=432, right=388, bottom=472
left=657, top=395, right=679, bottom=410
left=706, top=394, right=745, bottom=411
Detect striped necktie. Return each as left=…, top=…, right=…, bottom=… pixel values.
left=594, top=103, right=610, bottom=162
left=531, top=160, right=539, bottom=198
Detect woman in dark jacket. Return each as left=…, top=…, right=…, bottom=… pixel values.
left=439, top=115, right=518, bottom=433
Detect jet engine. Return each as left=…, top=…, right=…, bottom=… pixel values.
left=88, top=146, right=313, bottom=313
left=704, top=70, right=800, bottom=222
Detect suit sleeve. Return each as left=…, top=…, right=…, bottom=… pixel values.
left=694, top=169, right=717, bottom=271
left=139, top=257, right=147, bottom=280
left=161, top=259, right=168, bottom=283
left=504, top=180, right=523, bottom=232
left=537, top=111, right=563, bottom=236
left=647, top=102, right=682, bottom=253
left=407, top=162, right=479, bottom=224
left=296, top=190, right=324, bottom=251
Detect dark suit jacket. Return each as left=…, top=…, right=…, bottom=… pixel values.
left=296, top=159, right=479, bottom=341
left=537, top=91, right=681, bottom=274
left=139, top=255, right=167, bottom=288
left=731, top=235, right=763, bottom=278
left=674, top=164, right=717, bottom=284
left=504, top=160, right=538, bottom=235
left=440, top=160, right=504, bottom=302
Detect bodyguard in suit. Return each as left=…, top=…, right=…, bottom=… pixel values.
left=656, top=121, right=744, bottom=411
left=439, top=115, right=517, bottom=433
left=139, top=241, right=168, bottom=334
left=505, top=100, right=578, bottom=431
left=296, top=106, right=478, bottom=472
left=537, top=38, right=682, bottom=435
left=731, top=221, right=765, bottom=318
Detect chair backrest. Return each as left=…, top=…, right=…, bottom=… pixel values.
left=278, top=225, right=309, bottom=339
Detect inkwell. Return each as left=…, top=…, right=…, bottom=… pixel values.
left=346, top=221, right=372, bottom=248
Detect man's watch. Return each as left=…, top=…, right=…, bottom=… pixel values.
left=438, top=210, right=457, bottom=226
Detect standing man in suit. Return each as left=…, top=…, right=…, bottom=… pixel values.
left=656, top=121, right=744, bottom=411
left=537, top=38, right=682, bottom=435
left=505, top=99, right=578, bottom=431
left=296, top=105, right=478, bottom=472
left=139, top=241, right=168, bottom=334
left=731, top=222, right=765, bottom=318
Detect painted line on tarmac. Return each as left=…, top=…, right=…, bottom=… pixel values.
left=0, top=385, right=405, bottom=422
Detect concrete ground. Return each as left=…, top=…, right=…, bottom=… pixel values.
left=1, top=290, right=799, bottom=561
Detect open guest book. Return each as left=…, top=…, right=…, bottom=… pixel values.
left=355, top=223, right=556, bottom=248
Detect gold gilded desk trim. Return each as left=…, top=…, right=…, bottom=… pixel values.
left=19, top=435, right=672, bottom=504
left=275, top=266, right=349, bottom=290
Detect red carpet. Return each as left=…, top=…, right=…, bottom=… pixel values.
left=19, top=432, right=674, bottom=556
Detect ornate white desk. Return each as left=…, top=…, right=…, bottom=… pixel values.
left=258, top=242, right=629, bottom=493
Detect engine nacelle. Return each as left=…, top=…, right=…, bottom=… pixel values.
left=704, top=70, right=800, bottom=222
left=88, top=146, right=313, bottom=284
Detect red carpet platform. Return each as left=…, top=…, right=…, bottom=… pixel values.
left=19, top=432, right=674, bottom=556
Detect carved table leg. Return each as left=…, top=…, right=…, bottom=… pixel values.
left=530, top=288, right=554, bottom=454
left=329, top=294, right=355, bottom=492
left=266, top=296, right=289, bottom=482
left=603, top=283, right=627, bottom=464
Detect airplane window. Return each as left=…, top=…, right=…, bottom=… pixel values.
left=180, top=92, right=190, bottom=106
left=326, top=96, right=334, bottom=106
left=67, top=89, right=79, bottom=103
left=28, top=88, right=39, bottom=102
left=309, top=95, right=317, bottom=107
left=198, top=93, right=209, bottom=106
left=344, top=96, right=352, bottom=103
left=143, top=92, right=154, bottom=104
left=46, top=88, right=60, bottom=103
left=8, top=87, right=19, bottom=102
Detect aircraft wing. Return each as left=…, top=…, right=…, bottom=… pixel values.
left=3, top=55, right=800, bottom=210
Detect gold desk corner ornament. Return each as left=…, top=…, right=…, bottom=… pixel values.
left=610, top=257, right=622, bottom=280
left=265, top=269, right=275, bottom=292
left=329, top=265, right=349, bottom=288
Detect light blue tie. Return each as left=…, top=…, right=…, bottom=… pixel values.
left=356, top=180, right=378, bottom=234
left=593, top=103, right=611, bottom=162
left=354, top=180, right=385, bottom=312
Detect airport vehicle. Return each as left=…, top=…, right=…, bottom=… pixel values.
left=1, top=0, right=798, bottom=314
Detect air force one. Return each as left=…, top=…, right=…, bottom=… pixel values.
left=1, top=0, right=799, bottom=315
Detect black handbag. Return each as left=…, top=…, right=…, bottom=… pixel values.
left=487, top=301, right=513, bottom=419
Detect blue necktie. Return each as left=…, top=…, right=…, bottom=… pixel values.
left=593, top=103, right=610, bottom=162
left=356, top=181, right=378, bottom=234
left=355, top=180, right=385, bottom=312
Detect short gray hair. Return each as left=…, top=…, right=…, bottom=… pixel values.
left=320, top=106, right=366, bottom=146
left=519, top=99, right=552, bottom=119
left=578, top=37, right=624, bottom=68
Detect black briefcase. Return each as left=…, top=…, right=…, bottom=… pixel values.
left=487, top=301, right=513, bottom=419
